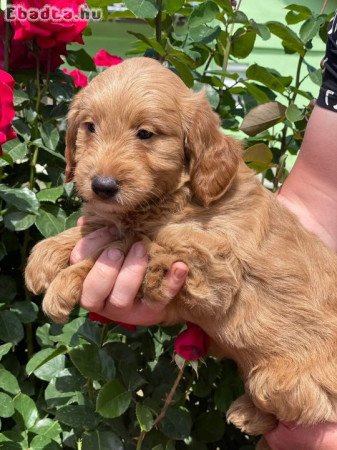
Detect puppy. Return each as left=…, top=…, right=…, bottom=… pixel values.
left=25, top=57, right=337, bottom=448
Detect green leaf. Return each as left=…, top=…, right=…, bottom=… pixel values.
left=244, top=143, right=273, bottom=164
left=0, top=364, right=20, bottom=394
left=0, top=311, right=24, bottom=344
left=0, top=140, right=27, bottom=165
left=136, top=403, right=154, bottom=432
left=286, top=103, right=304, bottom=122
left=167, top=57, right=194, bottom=87
left=250, top=20, right=271, bottom=40
left=11, top=301, right=38, bottom=323
left=159, top=406, right=192, bottom=440
left=13, top=89, right=30, bottom=106
left=0, top=393, right=15, bottom=418
left=189, top=1, right=219, bottom=28
left=307, top=65, right=322, bottom=86
left=124, top=0, right=158, bottom=18
left=0, top=343, right=12, bottom=360
left=70, top=344, right=113, bottom=380
left=37, top=186, right=64, bottom=203
left=240, top=101, right=286, bottom=136
left=243, top=82, right=270, bottom=104
left=34, top=354, right=66, bottom=382
left=45, top=367, right=85, bottom=409
left=56, top=405, right=99, bottom=429
left=189, top=25, right=221, bottom=44
left=300, top=15, right=325, bottom=43
left=29, top=435, right=61, bottom=450
left=30, top=418, right=62, bottom=440
left=162, top=0, right=184, bottom=14
left=231, top=28, right=256, bottom=59
left=82, top=430, right=123, bottom=450
left=285, top=5, right=312, bottom=25
left=40, top=123, right=60, bottom=151
left=4, top=211, right=36, bottom=231
left=12, top=117, right=31, bottom=141
left=35, top=209, right=65, bottom=238
left=96, top=380, right=131, bottom=418
left=13, top=393, right=39, bottom=430
left=214, top=382, right=234, bottom=413
left=267, top=21, right=305, bottom=56
left=66, top=49, right=96, bottom=71
left=26, top=346, right=68, bottom=377
left=127, top=31, right=166, bottom=56
left=246, top=64, right=286, bottom=93
left=0, top=185, right=39, bottom=214
left=193, top=411, right=225, bottom=442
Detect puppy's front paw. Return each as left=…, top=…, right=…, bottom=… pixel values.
left=25, top=240, right=71, bottom=295
left=143, top=244, right=179, bottom=309
left=43, top=260, right=92, bottom=323
left=227, top=394, right=277, bottom=436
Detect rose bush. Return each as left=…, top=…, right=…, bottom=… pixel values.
left=0, top=69, right=16, bottom=154
left=63, top=67, right=88, bottom=87
left=0, top=1, right=333, bottom=449
left=11, top=0, right=87, bottom=48
left=93, top=48, right=123, bottom=67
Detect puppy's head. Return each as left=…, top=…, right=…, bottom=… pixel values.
left=65, top=57, right=241, bottom=212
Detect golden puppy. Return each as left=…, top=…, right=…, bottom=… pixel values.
left=25, top=57, right=337, bottom=449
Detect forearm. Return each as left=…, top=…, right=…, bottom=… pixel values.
left=278, top=105, right=337, bottom=251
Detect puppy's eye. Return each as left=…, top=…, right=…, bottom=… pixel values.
left=137, top=129, right=153, bottom=140
left=86, top=122, right=95, bottom=133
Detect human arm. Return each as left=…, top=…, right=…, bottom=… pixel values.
left=277, top=105, right=337, bottom=252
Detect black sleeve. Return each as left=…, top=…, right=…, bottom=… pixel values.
left=317, top=12, right=337, bottom=111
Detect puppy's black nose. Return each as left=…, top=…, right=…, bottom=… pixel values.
left=91, top=176, right=119, bottom=199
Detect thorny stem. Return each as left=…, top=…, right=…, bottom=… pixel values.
left=153, top=360, right=186, bottom=427
left=221, top=0, right=243, bottom=78
left=136, top=360, right=187, bottom=450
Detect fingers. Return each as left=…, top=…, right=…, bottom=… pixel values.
left=102, top=243, right=148, bottom=312
left=265, top=422, right=337, bottom=450
left=80, top=246, right=125, bottom=311
left=70, top=227, right=116, bottom=264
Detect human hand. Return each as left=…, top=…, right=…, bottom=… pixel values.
left=265, top=421, right=337, bottom=450
left=70, top=226, right=188, bottom=326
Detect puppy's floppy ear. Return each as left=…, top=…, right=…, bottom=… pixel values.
left=184, top=91, right=242, bottom=207
left=64, top=92, right=83, bottom=182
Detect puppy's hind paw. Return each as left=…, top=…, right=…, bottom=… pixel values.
left=227, top=394, right=277, bottom=436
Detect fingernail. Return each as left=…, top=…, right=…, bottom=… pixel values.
left=174, top=268, right=187, bottom=280
left=132, top=242, right=146, bottom=258
left=107, top=248, right=123, bottom=261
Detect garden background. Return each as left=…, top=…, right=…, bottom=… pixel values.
left=0, top=0, right=335, bottom=449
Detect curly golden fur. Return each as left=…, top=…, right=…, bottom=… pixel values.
left=25, top=57, right=337, bottom=448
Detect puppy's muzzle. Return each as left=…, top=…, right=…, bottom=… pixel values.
left=91, top=175, right=119, bottom=200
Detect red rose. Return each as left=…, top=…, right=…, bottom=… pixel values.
left=63, top=68, right=88, bottom=88
left=11, top=0, right=87, bottom=48
left=0, top=15, right=66, bottom=72
left=93, top=49, right=123, bottom=67
left=88, top=312, right=137, bottom=331
left=0, top=69, right=17, bottom=156
left=174, top=323, right=210, bottom=361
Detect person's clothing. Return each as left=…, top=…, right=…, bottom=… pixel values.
left=317, top=12, right=337, bottom=111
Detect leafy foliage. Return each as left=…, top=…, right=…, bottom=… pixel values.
left=0, top=0, right=332, bottom=448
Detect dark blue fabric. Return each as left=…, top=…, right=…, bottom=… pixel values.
left=317, top=12, right=337, bottom=111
